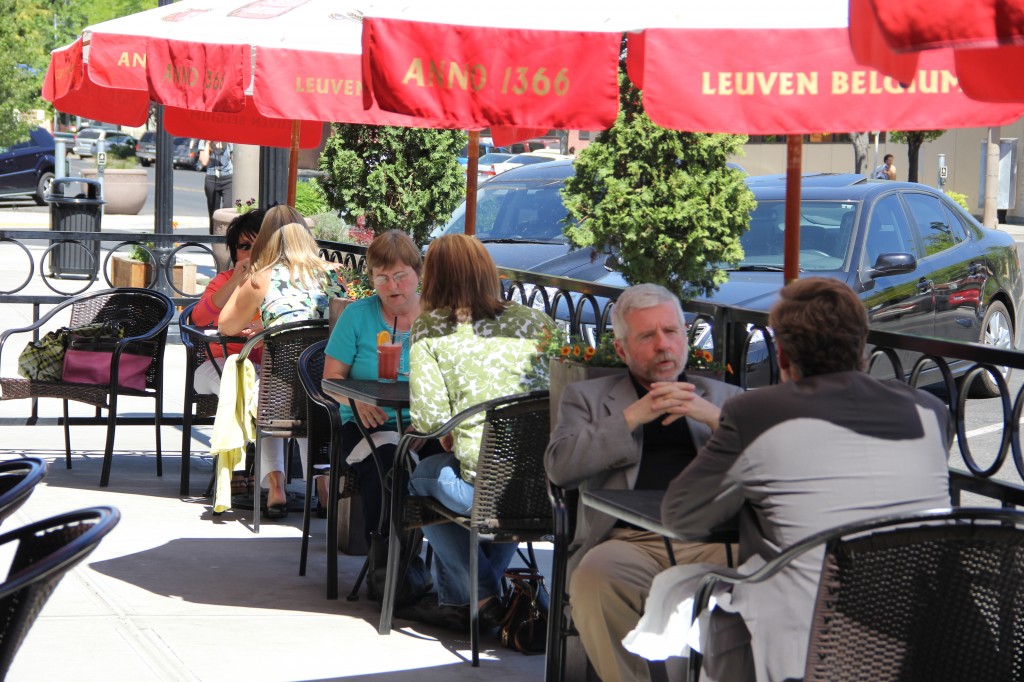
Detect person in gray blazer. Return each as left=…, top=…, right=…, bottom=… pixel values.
left=625, top=277, right=952, bottom=682
left=545, top=283, right=743, bottom=682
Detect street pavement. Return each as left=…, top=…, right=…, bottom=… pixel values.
left=0, top=210, right=549, bottom=681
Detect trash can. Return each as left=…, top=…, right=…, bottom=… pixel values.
left=47, top=177, right=104, bottom=278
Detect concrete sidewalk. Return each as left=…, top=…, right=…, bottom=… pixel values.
left=0, top=293, right=549, bottom=681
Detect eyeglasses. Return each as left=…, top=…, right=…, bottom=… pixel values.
left=372, top=270, right=414, bottom=287
left=236, top=243, right=253, bottom=251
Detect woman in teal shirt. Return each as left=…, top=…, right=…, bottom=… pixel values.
left=324, top=230, right=440, bottom=543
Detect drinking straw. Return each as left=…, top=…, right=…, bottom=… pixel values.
left=392, top=316, right=398, bottom=341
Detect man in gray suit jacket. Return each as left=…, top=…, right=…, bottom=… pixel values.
left=626, top=277, right=952, bottom=682
left=545, top=283, right=743, bottom=682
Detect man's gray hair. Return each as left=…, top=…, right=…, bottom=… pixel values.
left=610, top=283, right=686, bottom=341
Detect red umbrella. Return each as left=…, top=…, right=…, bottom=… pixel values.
left=360, top=0, right=1024, bottom=281
left=41, top=0, right=471, bottom=207
left=849, top=0, right=1024, bottom=102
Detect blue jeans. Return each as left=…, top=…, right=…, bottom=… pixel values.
left=408, top=452, right=517, bottom=607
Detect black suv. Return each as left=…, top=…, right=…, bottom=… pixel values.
left=0, top=128, right=56, bottom=205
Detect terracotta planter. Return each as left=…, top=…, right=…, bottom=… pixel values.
left=549, top=358, right=627, bottom=430
left=81, top=168, right=147, bottom=215
left=110, top=254, right=198, bottom=294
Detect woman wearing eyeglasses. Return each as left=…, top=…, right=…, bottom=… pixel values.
left=323, top=230, right=441, bottom=544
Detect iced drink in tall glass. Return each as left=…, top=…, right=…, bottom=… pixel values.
left=377, top=343, right=401, bottom=383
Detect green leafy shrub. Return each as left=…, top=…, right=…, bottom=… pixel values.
left=295, top=179, right=330, bottom=217
left=311, top=213, right=347, bottom=242
left=946, top=191, right=970, bottom=212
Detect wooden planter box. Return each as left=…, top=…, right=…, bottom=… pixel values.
left=111, top=254, right=198, bottom=294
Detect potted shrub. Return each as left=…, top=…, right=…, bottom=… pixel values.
left=110, top=242, right=198, bottom=294
left=81, top=141, right=148, bottom=215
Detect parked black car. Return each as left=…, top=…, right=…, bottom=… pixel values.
left=0, top=128, right=56, bottom=205
left=438, top=160, right=1024, bottom=395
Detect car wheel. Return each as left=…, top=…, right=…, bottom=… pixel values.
left=33, top=171, right=54, bottom=206
left=968, top=300, right=1014, bottom=398
left=141, top=159, right=151, bottom=167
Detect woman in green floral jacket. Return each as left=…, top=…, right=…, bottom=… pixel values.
left=403, top=234, right=556, bottom=630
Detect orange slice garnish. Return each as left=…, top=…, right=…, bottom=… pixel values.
left=376, top=330, right=391, bottom=346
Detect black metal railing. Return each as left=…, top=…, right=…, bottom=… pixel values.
left=0, top=228, right=1021, bottom=503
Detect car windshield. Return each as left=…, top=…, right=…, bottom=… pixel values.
left=734, top=200, right=857, bottom=272
left=77, top=129, right=102, bottom=140
left=478, top=153, right=513, bottom=164
left=508, top=154, right=556, bottom=166
left=436, top=183, right=574, bottom=243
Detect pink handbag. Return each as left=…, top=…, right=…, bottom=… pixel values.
left=62, top=342, right=151, bottom=392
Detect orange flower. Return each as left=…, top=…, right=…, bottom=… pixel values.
left=702, top=350, right=713, bottom=362
left=583, top=347, right=596, bottom=361
left=560, top=346, right=571, bottom=357
left=726, top=363, right=734, bottom=374
left=572, top=345, right=582, bottom=357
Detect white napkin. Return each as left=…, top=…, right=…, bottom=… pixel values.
left=345, top=431, right=401, bottom=465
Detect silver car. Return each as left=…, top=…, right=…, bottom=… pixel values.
left=72, top=128, right=135, bottom=158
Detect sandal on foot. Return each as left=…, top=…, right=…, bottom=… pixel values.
left=263, top=504, right=289, bottom=520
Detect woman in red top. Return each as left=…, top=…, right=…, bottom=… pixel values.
left=191, top=209, right=265, bottom=395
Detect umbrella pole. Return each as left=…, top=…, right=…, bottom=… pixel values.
left=784, top=135, right=802, bottom=284
left=465, top=130, right=478, bottom=236
left=287, top=120, right=300, bottom=208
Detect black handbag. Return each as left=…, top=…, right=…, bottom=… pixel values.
left=499, top=567, right=550, bottom=654
left=366, top=527, right=433, bottom=607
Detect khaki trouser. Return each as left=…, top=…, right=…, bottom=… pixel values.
left=568, top=528, right=729, bottom=682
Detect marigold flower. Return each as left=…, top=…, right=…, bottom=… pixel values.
left=560, top=346, right=571, bottom=357
left=583, top=347, right=596, bottom=361
left=572, top=345, right=582, bottom=357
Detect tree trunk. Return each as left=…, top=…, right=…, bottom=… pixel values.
left=906, top=133, right=922, bottom=183
left=983, top=126, right=1001, bottom=228
left=851, top=133, right=869, bottom=174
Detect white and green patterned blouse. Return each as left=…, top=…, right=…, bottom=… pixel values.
left=410, top=302, right=556, bottom=482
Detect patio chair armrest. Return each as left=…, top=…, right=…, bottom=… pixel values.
left=235, top=318, right=328, bottom=364
left=0, top=297, right=81, bottom=352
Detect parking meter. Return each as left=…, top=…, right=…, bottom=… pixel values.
left=938, top=153, right=948, bottom=189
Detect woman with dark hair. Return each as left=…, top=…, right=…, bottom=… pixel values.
left=399, top=233, right=556, bottom=630
left=191, top=208, right=266, bottom=395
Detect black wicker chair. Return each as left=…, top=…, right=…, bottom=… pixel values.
left=0, top=289, right=173, bottom=487
left=0, top=506, right=120, bottom=678
left=0, top=459, right=47, bottom=528
left=545, top=482, right=595, bottom=682
left=379, top=390, right=553, bottom=666
left=687, top=507, right=1024, bottom=682
left=235, top=318, right=329, bottom=533
left=297, top=340, right=360, bottom=599
left=177, top=301, right=247, bottom=497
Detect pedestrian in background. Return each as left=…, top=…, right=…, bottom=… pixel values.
left=200, top=141, right=233, bottom=231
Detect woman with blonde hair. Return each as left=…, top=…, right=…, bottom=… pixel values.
left=397, top=233, right=556, bottom=629
left=218, top=204, right=343, bottom=518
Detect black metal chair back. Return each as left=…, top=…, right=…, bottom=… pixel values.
left=0, top=506, right=120, bottom=678
left=805, top=508, right=1024, bottom=682
left=380, top=390, right=552, bottom=667
left=471, top=396, right=554, bottom=537
left=297, top=340, right=360, bottom=598
left=0, top=288, right=173, bottom=487
left=237, top=319, right=329, bottom=532
left=685, top=508, right=1024, bottom=682
left=0, top=459, right=46, bottom=528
